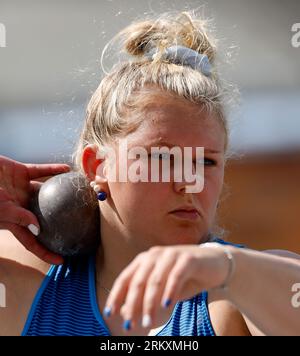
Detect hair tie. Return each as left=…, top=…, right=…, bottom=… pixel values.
left=145, top=45, right=212, bottom=77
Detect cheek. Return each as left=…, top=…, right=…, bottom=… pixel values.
left=107, top=153, right=170, bottom=219
left=109, top=181, right=169, bottom=218
left=200, top=169, right=224, bottom=210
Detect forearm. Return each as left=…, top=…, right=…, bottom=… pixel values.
left=223, top=247, right=300, bottom=335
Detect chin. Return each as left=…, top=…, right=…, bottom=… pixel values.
left=163, top=228, right=203, bottom=246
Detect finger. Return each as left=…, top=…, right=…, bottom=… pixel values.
left=120, top=259, right=156, bottom=329
left=33, top=176, right=53, bottom=183
left=104, top=255, right=142, bottom=318
left=142, top=252, right=177, bottom=328
left=161, top=256, right=193, bottom=309
left=0, top=201, right=40, bottom=233
left=1, top=222, right=64, bottom=265
left=25, top=163, right=71, bottom=180
left=29, top=181, right=43, bottom=194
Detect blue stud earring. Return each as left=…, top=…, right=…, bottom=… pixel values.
left=97, top=191, right=107, bottom=201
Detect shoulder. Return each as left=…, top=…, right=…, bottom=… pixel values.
left=0, top=230, right=51, bottom=335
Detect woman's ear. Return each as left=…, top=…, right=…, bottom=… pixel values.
left=82, top=144, right=105, bottom=181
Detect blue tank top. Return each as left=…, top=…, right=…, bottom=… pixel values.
left=22, top=238, right=244, bottom=336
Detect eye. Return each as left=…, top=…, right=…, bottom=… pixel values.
left=149, top=152, right=171, bottom=160
left=195, top=158, right=217, bottom=166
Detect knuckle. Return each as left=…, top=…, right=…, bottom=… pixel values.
left=149, top=246, right=161, bottom=255
left=152, top=271, right=162, bottom=281
left=179, top=253, right=193, bottom=266
left=162, top=247, right=175, bottom=259
left=16, top=211, right=28, bottom=227
left=143, top=300, right=155, bottom=315
left=20, top=215, right=27, bottom=226
left=172, top=265, right=186, bottom=280
left=116, top=272, right=130, bottom=285
left=149, top=274, right=163, bottom=287
left=171, top=271, right=183, bottom=282
left=135, top=252, right=146, bottom=262
left=131, top=279, right=145, bottom=290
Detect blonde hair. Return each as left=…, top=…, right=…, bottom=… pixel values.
left=74, top=10, right=231, bottom=172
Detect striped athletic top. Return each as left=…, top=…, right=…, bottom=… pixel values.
left=22, top=238, right=244, bottom=336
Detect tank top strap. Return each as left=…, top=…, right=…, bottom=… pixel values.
left=22, top=254, right=108, bottom=336
left=209, top=237, right=246, bottom=249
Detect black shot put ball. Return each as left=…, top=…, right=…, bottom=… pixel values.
left=29, top=172, right=100, bottom=256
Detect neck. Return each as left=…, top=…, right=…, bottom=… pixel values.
left=95, top=213, right=146, bottom=291
left=95, top=208, right=213, bottom=291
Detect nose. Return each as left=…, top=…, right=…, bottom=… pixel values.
left=173, top=161, right=205, bottom=194
left=173, top=163, right=196, bottom=194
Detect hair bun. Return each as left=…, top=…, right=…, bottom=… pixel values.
left=118, top=11, right=217, bottom=64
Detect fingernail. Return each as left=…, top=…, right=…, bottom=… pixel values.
left=103, top=306, right=111, bottom=318
left=28, top=224, right=39, bottom=236
left=163, top=298, right=172, bottom=308
left=142, top=314, right=152, bottom=328
left=123, top=320, right=131, bottom=331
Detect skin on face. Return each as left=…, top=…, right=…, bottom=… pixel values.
left=98, top=91, right=226, bottom=251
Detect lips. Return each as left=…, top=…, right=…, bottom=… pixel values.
left=169, top=207, right=200, bottom=221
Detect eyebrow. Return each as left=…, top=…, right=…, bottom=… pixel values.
left=145, top=141, right=222, bottom=154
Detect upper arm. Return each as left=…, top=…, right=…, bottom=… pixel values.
left=0, top=230, right=49, bottom=335
left=263, top=249, right=300, bottom=262
left=0, top=229, right=50, bottom=274
left=242, top=315, right=266, bottom=336
left=209, top=299, right=252, bottom=336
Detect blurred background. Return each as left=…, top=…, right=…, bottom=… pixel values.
left=0, top=0, right=300, bottom=252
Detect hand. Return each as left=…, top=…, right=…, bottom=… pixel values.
left=103, top=244, right=230, bottom=330
left=0, top=155, right=70, bottom=264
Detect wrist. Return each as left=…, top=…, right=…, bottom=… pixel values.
left=199, top=242, right=238, bottom=297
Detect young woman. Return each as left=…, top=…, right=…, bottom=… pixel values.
left=0, top=11, right=299, bottom=336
